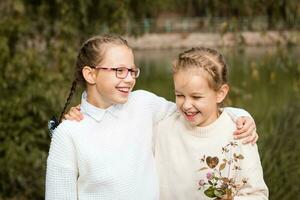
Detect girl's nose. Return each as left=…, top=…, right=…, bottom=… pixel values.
left=182, top=100, right=193, bottom=110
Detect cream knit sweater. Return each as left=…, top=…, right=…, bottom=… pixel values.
left=154, top=111, right=268, bottom=200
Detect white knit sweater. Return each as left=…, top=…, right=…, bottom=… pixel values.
left=46, top=90, right=254, bottom=200
left=45, top=90, right=176, bottom=200
left=154, top=111, right=268, bottom=200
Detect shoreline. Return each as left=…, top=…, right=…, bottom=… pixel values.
left=126, top=31, right=300, bottom=50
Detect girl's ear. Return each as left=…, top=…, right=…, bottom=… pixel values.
left=82, top=66, right=97, bottom=84
left=216, top=84, right=229, bottom=103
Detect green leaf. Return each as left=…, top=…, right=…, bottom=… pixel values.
left=204, top=187, right=216, bottom=198
left=219, top=162, right=226, bottom=171
left=214, top=189, right=225, bottom=198
left=198, top=167, right=208, bottom=171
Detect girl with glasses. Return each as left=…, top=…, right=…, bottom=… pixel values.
left=46, top=34, right=257, bottom=200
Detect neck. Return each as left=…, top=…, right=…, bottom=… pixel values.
left=197, top=109, right=220, bottom=127
left=86, top=88, right=112, bottom=109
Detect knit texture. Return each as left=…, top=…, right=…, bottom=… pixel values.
left=46, top=90, right=176, bottom=200
left=154, top=111, right=268, bottom=200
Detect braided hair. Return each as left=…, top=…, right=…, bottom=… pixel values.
left=172, top=47, right=228, bottom=91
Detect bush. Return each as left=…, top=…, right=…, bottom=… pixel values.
left=260, top=101, right=300, bottom=200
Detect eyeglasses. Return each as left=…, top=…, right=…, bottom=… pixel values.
left=92, top=66, right=140, bottom=79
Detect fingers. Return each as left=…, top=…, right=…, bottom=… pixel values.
left=234, top=116, right=256, bottom=135
left=63, top=113, right=72, bottom=121
left=64, top=106, right=84, bottom=121
left=252, top=133, right=259, bottom=144
left=234, top=125, right=256, bottom=140
left=75, top=104, right=81, bottom=110
left=235, top=116, right=245, bottom=129
left=233, top=116, right=257, bottom=144
left=64, top=113, right=81, bottom=122
left=234, top=119, right=255, bottom=134
left=241, top=130, right=258, bottom=145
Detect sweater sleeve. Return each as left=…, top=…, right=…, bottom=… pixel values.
left=223, top=107, right=253, bottom=122
left=135, top=90, right=176, bottom=124
left=45, top=123, right=78, bottom=200
left=234, top=144, right=269, bottom=200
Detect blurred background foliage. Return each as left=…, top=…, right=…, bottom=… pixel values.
left=0, top=0, right=299, bottom=199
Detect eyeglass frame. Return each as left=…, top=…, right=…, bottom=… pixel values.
left=90, top=65, right=140, bottom=79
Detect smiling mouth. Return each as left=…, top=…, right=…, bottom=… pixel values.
left=183, top=111, right=199, bottom=121
left=116, top=87, right=131, bottom=94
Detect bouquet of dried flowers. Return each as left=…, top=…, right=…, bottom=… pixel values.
left=197, top=141, right=248, bottom=200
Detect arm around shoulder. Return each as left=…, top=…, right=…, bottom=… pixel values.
left=223, top=107, right=253, bottom=121
left=133, top=90, right=176, bottom=123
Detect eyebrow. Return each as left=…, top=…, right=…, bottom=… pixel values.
left=118, top=64, right=137, bottom=68
left=174, top=90, right=203, bottom=94
left=190, top=92, right=204, bottom=96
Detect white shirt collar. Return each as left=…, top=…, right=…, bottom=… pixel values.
left=80, top=91, right=121, bottom=122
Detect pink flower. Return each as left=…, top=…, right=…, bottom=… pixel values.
left=199, top=179, right=205, bottom=186
left=206, top=172, right=213, bottom=180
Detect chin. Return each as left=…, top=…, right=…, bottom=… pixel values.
left=186, top=120, right=199, bottom=127
left=114, top=97, right=129, bottom=105
left=187, top=118, right=205, bottom=127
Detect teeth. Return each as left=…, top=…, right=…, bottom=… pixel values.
left=185, top=112, right=198, bottom=116
left=118, top=87, right=130, bottom=92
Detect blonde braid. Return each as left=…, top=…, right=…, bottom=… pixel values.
left=173, top=47, right=228, bottom=90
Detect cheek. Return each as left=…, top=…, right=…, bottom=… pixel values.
left=109, top=73, right=122, bottom=83
left=192, top=99, right=206, bottom=110
left=132, top=79, right=136, bottom=87
left=97, top=74, right=119, bottom=89
left=175, top=97, right=183, bottom=107
left=194, top=98, right=217, bottom=112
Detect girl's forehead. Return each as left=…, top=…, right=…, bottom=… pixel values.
left=174, top=69, right=211, bottom=91
left=174, top=68, right=209, bottom=79
left=105, top=45, right=132, bottom=55
left=102, top=45, right=134, bottom=65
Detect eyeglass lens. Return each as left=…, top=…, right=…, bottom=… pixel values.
left=116, top=67, right=139, bottom=78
